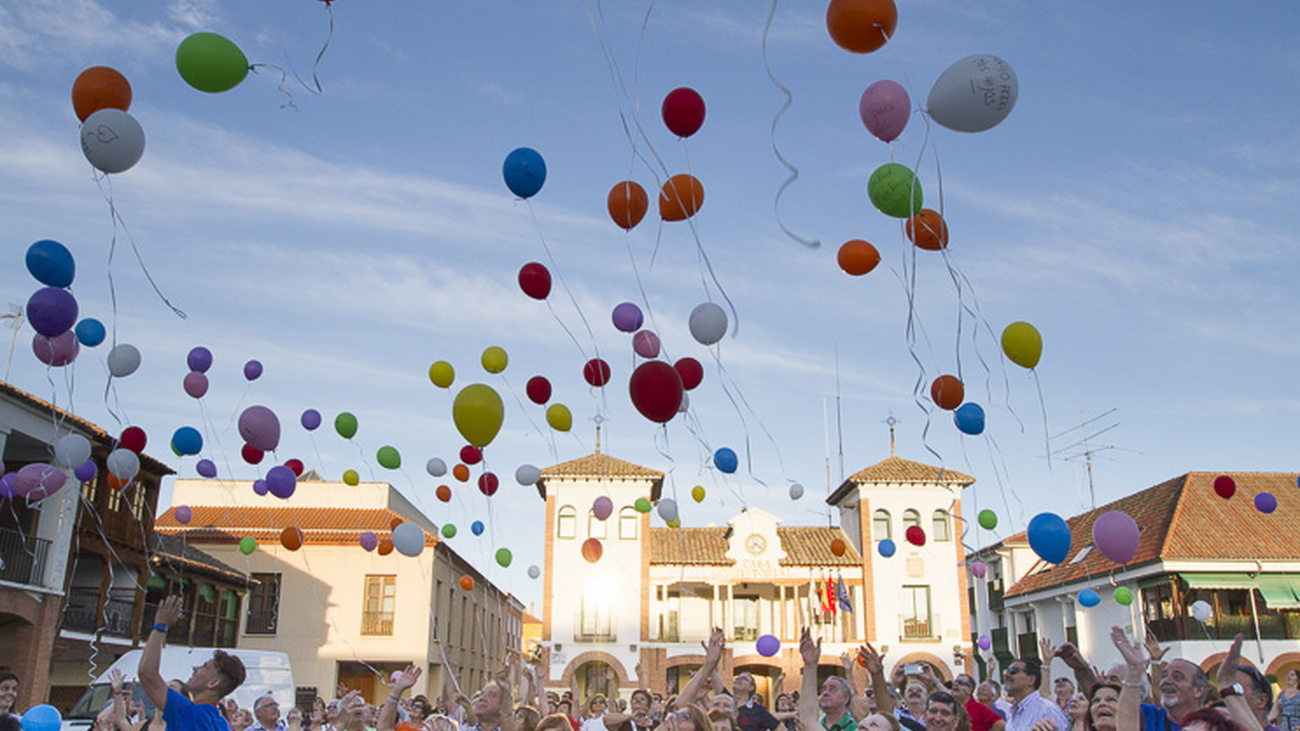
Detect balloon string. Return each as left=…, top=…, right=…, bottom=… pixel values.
left=249, top=64, right=299, bottom=110
left=525, top=201, right=603, bottom=367
left=1033, top=370, right=1052, bottom=472
left=762, top=0, right=819, bottom=249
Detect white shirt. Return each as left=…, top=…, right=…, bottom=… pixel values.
left=994, top=694, right=1068, bottom=731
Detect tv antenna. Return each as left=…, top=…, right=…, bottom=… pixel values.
left=1049, top=408, right=1121, bottom=509
left=2, top=304, right=22, bottom=382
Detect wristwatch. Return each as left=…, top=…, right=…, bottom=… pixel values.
left=1221, top=683, right=1245, bottom=698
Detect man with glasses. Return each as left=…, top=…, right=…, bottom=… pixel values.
left=951, top=675, right=1003, bottom=731
left=993, top=660, right=1066, bottom=731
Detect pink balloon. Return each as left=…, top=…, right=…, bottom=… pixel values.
left=183, top=371, right=209, bottom=399
left=859, top=80, right=911, bottom=143
left=32, top=330, right=80, bottom=367
left=970, top=560, right=987, bottom=579
left=15, top=463, right=67, bottom=500
left=632, top=330, right=661, bottom=359
left=238, top=405, right=281, bottom=452
left=592, top=495, right=613, bottom=521
left=1091, top=510, right=1140, bottom=565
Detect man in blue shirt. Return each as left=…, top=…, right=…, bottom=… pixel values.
left=139, top=595, right=247, bottom=731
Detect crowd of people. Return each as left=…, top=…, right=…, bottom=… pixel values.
left=9, top=595, right=1300, bottom=731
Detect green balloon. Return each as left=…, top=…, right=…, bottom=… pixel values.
left=977, top=509, right=998, bottom=530
left=495, top=548, right=513, bottom=567
left=239, top=536, right=257, bottom=555
left=335, top=412, right=358, bottom=439
left=867, top=163, right=923, bottom=218
left=634, top=497, right=652, bottom=513
left=170, top=440, right=183, bottom=457
left=175, top=32, right=249, bottom=94
left=441, top=523, right=457, bottom=539
left=377, top=446, right=401, bottom=470
left=1114, top=586, right=1133, bottom=606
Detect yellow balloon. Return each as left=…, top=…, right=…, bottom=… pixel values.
left=452, top=383, right=505, bottom=447
left=546, top=403, right=572, bottom=432
left=429, top=361, right=455, bottom=389
left=691, top=485, right=705, bottom=502
left=343, top=469, right=359, bottom=486
left=481, top=346, right=508, bottom=374
left=667, top=519, right=681, bottom=528
left=1001, top=321, right=1043, bottom=369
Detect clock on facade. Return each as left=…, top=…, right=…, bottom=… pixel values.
left=745, top=534, right=766, bottom=554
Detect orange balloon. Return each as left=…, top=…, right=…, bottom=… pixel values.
left=831, top=538, right=846, bottom=557
left=658, top=174, right=705, bottom=222
left=390, top=517, right=404, bottom=530
left=436, top=484, right=452, bottom=502
left=72, top=66, right=133, bottom=122
left=906, top=209, right=949, bottom=251
left=837, top=239, right=881, bottom=276
left=459, top=575, right=475, bottom=591
left=930, top=375, right=964, bottom=411
left=826, top=0, right=898, bottom=54
left=378, top=538, right=394, bottom=556
left=453, top=464, right=470, bottom=482
left=581, top=537, right=604, bottom=563
left=108, top=474, right=128, bottom=491
left=608, top=181, right=649, bottom=230
left=280, top=526, right=304, bottom=552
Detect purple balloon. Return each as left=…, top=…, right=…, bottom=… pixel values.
left=266, top=465, right=296, bottom=499
left=301, top=409, right=322, bottom=431
left=74, top=460, right=97, bottom=483
left=196, top=459, right=217, bottom=478
left=187, top=346, right=213, bottom=373
left=859, top=80, right=911, bottom=143
left=755, top=634, right=780, bottom=657
left=32, top=330, right=80, bottom=367
left=238, top=405, right=281, bottom=452
left=15, top=463, right=67, bottom=500
left=252, top=479, right=269, bottom=496
left=970, top=560, right=987, bottom=579
left=0, top=473, right=16, bottom=499
left=1256, top=492, right=1278, bottom=514
left=244, top=359, right=263, bottom=381
left=183, top=371, right=209, bottom=399
left=1091, top=510, right=1140, bottom=565
left=175, top=505, right=193, bottom=524
left=611, top=302, right=644, bottom=333
left=27, top=287, right=78, bottom=337
left=632, top=330, right=661, bottom=359
left=359, top=531, right=379, bottom=552
left=977, top=634, right=992, bottom=651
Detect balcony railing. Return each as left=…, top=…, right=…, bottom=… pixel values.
left=0, top=528, right=50, bottom=587
left=64, top=589, right=135, bottom=637
left=575, top=610, right=616, bottom=642
left=362, top=611, right=394, bottom=636
left=901, top=613, right=940, bottom=640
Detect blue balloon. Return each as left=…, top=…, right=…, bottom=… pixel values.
left=1027, top=512, right=1072, bottom=564
left=172, top=426, right=203, bottom=456
left=1078, top=589, right=1101, bottom=607
left=22, top=704, right=63, bottom=731
left=74, top=318, right=106, bottom=347
left=471, top=520, right=485, bottom=536
left=954, top=402, right=985, bottom=435
left=196, top=459, right=218, bottom=478
left=503, top=147, right=546, bottom=199
left=878, top=538, right=896, bottom=557
left=714, top=447, right=738, bottom=474
left=26, top=240, right=75, bottom=288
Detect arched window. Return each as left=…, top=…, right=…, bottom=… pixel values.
left=588, top=510, right=607, bottom=539
left=557, top=505, right=576, bottom=539
left=872, top=509, right=892, bottom=541
left=932, top=510, right=951, bottom=542
left=903, top=509, right=921, bottom=530
left=619, top=507, right=638, bottom=540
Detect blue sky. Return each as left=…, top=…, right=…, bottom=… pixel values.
left=3, top=0, right=1300, bottom=614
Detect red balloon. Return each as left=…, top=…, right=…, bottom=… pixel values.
left=663, top=87, right=706, bottom=138
left=436, top=484, right=452, bottom=502
left=478, top=472, right=499, bottom=496
left=583, top=358, right=612, bottom=388
left=930, top=375, right=964, bottom=411
left=629, top=361, right=684, bottom=423
left=526, top=376, right=552, bottom=404
left=905, top=525, right=926, bottom=546
left=242, top=444, right=264, bottom=464
left=120, top=426, right=147, bottom=454
left=674, top=357, right=704, bottom=391
left=1214, top=475, right=1236, bottom=499
left=518, top=262, right=552, bottom=300
left=283, top=458, right=304, bottom=476
left=581, top=537, right=604, bottom=563
left=460, top=445, right=482, bottom=465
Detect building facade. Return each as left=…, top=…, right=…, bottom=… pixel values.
left=157, top=476, right=524, bottom=705
left=966, top=471, right=1300, bottom=683
left=537, top=451, right=974, bottom=701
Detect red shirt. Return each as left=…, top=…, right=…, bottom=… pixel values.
left=965, top=699, right=1002, bottom=731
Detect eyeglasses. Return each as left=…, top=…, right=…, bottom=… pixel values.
left=1003, top=667, right=1025, bottom=676
left=953, top=681, right=974, bottom=688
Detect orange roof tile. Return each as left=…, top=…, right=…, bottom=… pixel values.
left=538, top=453, right=664, bottom=499
left=155, top=505, right=438, bottom=546
left=827, top=456, right=974, bottom=505
left=649, top=526, right=860, bottom=566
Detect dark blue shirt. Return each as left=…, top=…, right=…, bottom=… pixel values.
left=163, top=688, right=233, bottom=731
left=1140, top=702, right=1178, bottom=731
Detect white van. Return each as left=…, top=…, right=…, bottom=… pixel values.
left=61, top=648, right=294, bottom=731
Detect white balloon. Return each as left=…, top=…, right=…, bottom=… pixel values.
left=1191, top=599, right=1212, bottom=622
left=515, top=464, right=541, bottom=486
left=926, top=54, right=1018, bottom=133
left=55, top=434, right=92, bottom=468
left=688, top=302, right=728, bottom=346
left=789, top=482, right=805, bottom=501
left=426, top=458, right=447, bottom=477
left=106, top=448, right=140, bottom=480
left=392, top=522, right=425, bottom=557
left=80, top=108, right=146, bottom=174
left=527, top=565, right=541, bottom=579
left=107, top=344, right=141, bottom=377
left=678, top=392, right=690, bottom=412
left=657, top=498, right=679, bottom=523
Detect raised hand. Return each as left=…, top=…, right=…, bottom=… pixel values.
left=703, top=628, right=725, bottom=663
left=1215, top=634, right=1245, bottom=689
left=799, top=628, right=821, bottom=667
left=154, top=596, right=182, bottom=627
left=1108, top=627, right=1145, bottom=669
left=858, top=643, right=884, bottom=676
left=394, top=664, right=423, bottom=693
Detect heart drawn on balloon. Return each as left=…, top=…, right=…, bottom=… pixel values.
left=94, top=125, right=119, bottom=143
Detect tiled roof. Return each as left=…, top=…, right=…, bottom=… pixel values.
left=828, top=456, right=974, bottom=505
left=155, top=506, right=438, bottom=546
left=538, top=453, right=664, bottom=499
left=152, top=533, right=250, bottom=583
left=649, top=526, right=860, bottom=566
left=1004, top=472, right=1300, bottom=598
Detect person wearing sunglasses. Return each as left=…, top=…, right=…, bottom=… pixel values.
left=950, top=675, right=1003, bottom=731
left=993, top=661, right=1066, bottom=731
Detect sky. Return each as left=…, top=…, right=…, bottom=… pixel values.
left=2, top=0, right=1300, bottom=617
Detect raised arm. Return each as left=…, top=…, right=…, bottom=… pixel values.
left=676, top=628, right=725, bottom=709
left=139, top=596, right=182, bottom=711
left=796, top=629, right=823, bottom=731
left=1055, top=643, right=1099, bottom=699
left=1142, top=632, right=1168, bottom=706
left=859, top=643, right=893, bottom=718
left=1038, top=638, right=1056, bottom=700
left=109, top=669, right=133, bottom=731
left=1216, top=634, right=1264, bottom=731
left=1110, top=627, right=1145, bottom=731
left=841, top=651, right=867, bottom=722
left=380, top=664, right=423, bottom=731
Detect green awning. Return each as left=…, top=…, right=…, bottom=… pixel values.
left=1257, top=575, right=1300, bottom=609
left=1180, top=573, right=1257, bottom=589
